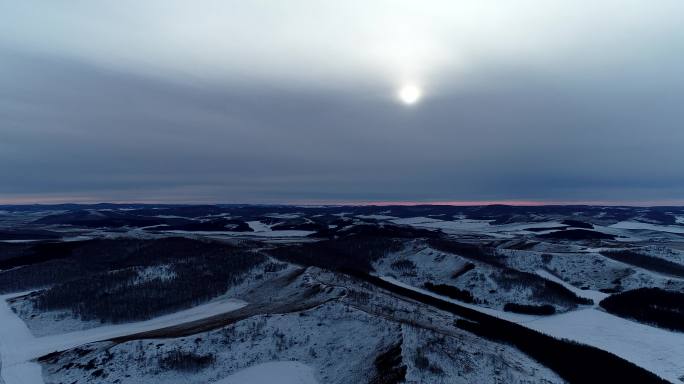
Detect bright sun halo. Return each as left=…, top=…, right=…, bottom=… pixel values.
left=398, top=84, right=422, bottom=105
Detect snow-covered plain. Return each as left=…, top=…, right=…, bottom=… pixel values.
left=0, top=292, right=246, bottom=384
left=610, top=220, right=684, bottom=234
left=391, top=217, right=578, bottom=239
left=214, top=361, right=318, bottom=384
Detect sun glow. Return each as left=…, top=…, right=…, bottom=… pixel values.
left=398, top=84, right=422, bottom=105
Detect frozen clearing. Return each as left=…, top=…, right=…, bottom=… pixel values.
left=610, top=220, right=684, bottom=234
left=392, top=217, right=577, bottom=238
left=0, top=293, right=246, bottom=384
left=213, top=361, right=318, bottom=384
left=165, top=229, right=315, bottom=238
left=528, top=308, right=684, bottom=384
left=378, top=275, right=684, bottom=383
left=246, top=220, right=272, bottom=232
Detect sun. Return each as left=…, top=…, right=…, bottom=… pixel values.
left=398, top=84, right=422, bottom=105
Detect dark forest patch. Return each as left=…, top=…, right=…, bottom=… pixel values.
left=423, top=282, right=476, bottom=303
left=0, top=238, right=265, bottom=322
left=368, top=341, right=407, bottom=384
left=491, top=269, right=593, bottom=307
left=270, top=236, right=405, bottom=273
left=451, top=262, right=475, bottom=279
left=600, top=250, right=684, bottom=278
left=561, top=220, right=594, bottom=229
left=600, top=288, right=684, bottom=332
left=539, top=229, right=615, bottom=240
left=427, top=239, right=502, bottom=266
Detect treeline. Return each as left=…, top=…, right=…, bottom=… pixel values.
left=0, top=241, right=82, bottom=270
left=269, top=236, right=404, bottom=273
left=0, top=237, right=258, bottom=293
left=600, top=250, right=684, bottom=278
left=390, top=259, right=416, bottom=273
left=427, top=239, right=502, bottom=266
left=158, top=350, right=215, bottom=372
left=21, top=238, right=265, bottom=323
left=600, top=288, right=684, bottom=332
left=368, top=341, right=406, bottom=384
left=310, top=223, right=440, bottom=240
left=539, top=229, right=615, bottom=240
left=492, top=269, right=593, bottom=306
left=451, top=263, right=475, bottom=279
left=423, top=282, right=476, bottom=303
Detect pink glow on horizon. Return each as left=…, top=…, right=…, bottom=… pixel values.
left=2, top=195, right=684, bottom=207
left=293, top=199, right=684, bottom=207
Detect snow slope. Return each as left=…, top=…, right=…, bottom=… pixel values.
left=44, top=301, right=392, bottom=384
left=214, top=361, right=318, bottom=384
left=535, top=269, right=609, bottom=304
left=378, top=275, right=684, bottom=383
left=0, top=292, right=246, bottom=384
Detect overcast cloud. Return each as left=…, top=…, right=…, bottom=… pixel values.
left=1, top=1, right=683, bottom=204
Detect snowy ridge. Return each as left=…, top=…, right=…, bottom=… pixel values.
left=0, top=292, right=246, bottom=384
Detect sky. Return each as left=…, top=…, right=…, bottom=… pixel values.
left=1, top=1, right=684, bottom=205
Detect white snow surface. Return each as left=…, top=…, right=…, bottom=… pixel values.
left=391, top=217, right=577, bottom=238
left=610, top=220, right=684, bottom=234
left=0, top=292, right=246, bottom=384
left=355, top=214, right=397, bottom=220
left=378, top=275, right=684, bottom=383
left=213, top=361, right=318, bottom=384
left=247, top=220, right=272, bottom=232
left=527, top=308, right=684, bottom=384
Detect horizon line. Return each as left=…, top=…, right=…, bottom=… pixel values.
left=2, top=198, right=684, bottom=208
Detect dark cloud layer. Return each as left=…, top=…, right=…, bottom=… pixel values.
left=1, top=2, right=683, bottom=204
